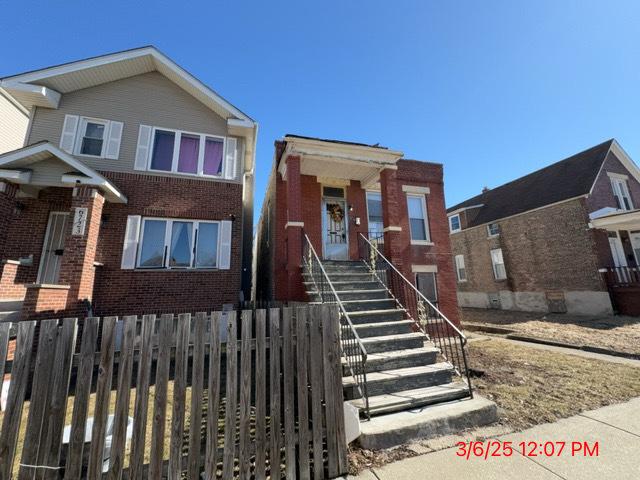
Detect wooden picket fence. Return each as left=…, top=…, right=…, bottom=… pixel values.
left=0, top=304, right=348, bottom=479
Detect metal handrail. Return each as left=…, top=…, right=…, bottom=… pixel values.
left=358, top=233, right=473, bottom=394
left=359, top=234, right=467, bottom=340
left=302, top=233, right=370, bottom=418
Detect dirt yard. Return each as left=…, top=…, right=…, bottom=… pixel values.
left=348, top=337, right=640, bottom=474
left=468, top=337, right=640, bottom=430
left=462, top=308, right=640, bottom=356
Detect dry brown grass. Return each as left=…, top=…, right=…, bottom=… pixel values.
left=462, top=308, right=640, bottom=356
left=469, top=338, right=640, bottom=430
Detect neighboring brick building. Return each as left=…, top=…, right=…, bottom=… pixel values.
left=0, top=47, right=257, bottom=321
left=254, top=135, right=460, bottom=324
left=448, top=139, right=640, bottom=316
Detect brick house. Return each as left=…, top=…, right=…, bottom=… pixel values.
left=254, top=134, right=460, bottom=324
left=0, top=47, right=257, bottom=322
left=448, top=139, right=640, bottom=316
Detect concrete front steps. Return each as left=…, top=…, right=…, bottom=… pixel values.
left=304, top=259, right=497, bottom=448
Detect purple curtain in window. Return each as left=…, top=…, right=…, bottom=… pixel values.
left=203, top=138, right=224, bottom=176
left=151, top=130, right=175, bottom=171
left=178, top=135, right=199, bottom=174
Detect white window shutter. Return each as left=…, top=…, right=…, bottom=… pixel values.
left=218, top=220, right=232, bottom=269
left=134, top=125, right=153, bottom=170
left=59, top=115, right=79, bottom=153
left=105, top=121, right=124, bottom=159
left=121, top=215, right=141, bottom=269
left=224, top=137, right=237, bottom=180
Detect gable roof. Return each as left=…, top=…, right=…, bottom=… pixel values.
left=0, top=142, right=126, bottom=203
left=0, top=46, right=255, bottom=125
left=447, top=139, right=617, bottom=226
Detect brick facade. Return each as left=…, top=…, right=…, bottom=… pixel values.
left=449, top=148, right=640, bottom=316
left=256, top=154, right=460, bottom=324
left=0, top=172, right=245, bottom=319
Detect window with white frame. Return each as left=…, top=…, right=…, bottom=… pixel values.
left=610, top=176, right=634, bottom=211
left=137, top=218, right=219, bottom=269
left=407, top=194, right=430, bottom=242
left=449, top=214, right=461, bottom=233
left=366, top=191, right=384, bottom=241
left=454, top=255, right=466, bottom=282
left=487, top=222, right=500, bottom=237
left=490, top=248, right=507, bottom=280
left=148, top=127, right=227, bottom=177
left=77, top=118, right=108, bottom=156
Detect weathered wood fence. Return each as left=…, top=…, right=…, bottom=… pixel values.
left=0, top=304, right=348, bottom=479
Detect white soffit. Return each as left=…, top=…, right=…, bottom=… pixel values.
left=0, top=47, right=256, bottom=126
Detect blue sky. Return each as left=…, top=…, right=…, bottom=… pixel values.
left=2, top=1, right=639, bottom=224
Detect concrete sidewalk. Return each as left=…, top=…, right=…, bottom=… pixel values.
left=350, top=397, right=640, bottom=480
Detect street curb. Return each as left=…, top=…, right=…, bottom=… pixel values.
left=463, top=323, right=640, bottom=360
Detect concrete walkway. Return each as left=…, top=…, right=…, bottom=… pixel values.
left=350, top=397, right=640, bottom=480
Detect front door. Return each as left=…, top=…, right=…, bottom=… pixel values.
left=609, top=233, right=628, bottom=267
left=323, top=198, right=348, bottom=260
left=631, top=232, right=640, bottom=266
left=37, top=212, right=69, bottom=284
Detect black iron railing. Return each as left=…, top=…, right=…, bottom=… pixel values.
left=358, top=233, right=473, bottom=397
left=302, top=233, right=370, bottom=419
left=602, top=266, right=640, bottom=286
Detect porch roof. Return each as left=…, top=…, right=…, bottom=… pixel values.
left=277, top=135, right=404, bottom=188
left=0, top=142, right=127, bottom=203
left=591, top=208, right=640, bottom=231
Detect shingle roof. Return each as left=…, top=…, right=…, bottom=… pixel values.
left=447, top=139, right=615, bottom=226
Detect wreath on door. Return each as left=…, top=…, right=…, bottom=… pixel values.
left=329, top=204, right=344, bottom=223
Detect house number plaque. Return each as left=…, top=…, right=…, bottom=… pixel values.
left=72, top=207, right=88, bottom=236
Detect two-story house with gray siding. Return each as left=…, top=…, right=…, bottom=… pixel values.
left=0, top=47, right=257, bottom=321
left=448, top=139, right=640, bottom=317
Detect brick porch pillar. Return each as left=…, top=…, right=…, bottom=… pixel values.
left=285, top=155, right=305, bottom=301
left=379, top=167, right=405, bottom=268
left=58, top=186, right=105, bottom=314
left=0, top=182, right=18, bottom=261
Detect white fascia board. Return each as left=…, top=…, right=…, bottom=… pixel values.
left=1, top=46, right=255, bottom=123
left=447, top=204, right=484, bottom=216
left=0, top=142, right=127, bottom=203
left=0, top=168, right=32, bottom=183
left=0, top=81, right=60, bottom=108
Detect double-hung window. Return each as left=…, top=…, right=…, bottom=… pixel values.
left=366, top=191, right=384, bottom=241
left=77, top=118, right=109, bottom=157
left=490, top=248, right=507, bottom=280
left=487, top=223, right=500, bottom=237
left=148, top=127, right=226, bottom=178
left=610, top=176, right=634, bottom=211
left=449, top=214, right=461, bottom=233
left=137, top=218, right=219, bottom=269
left=407, top=194, right=430, bottom=243
left=454, top=255, right=467, bottom=282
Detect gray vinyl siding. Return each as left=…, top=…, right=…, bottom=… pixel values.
left=27, top=71, right=239, bottom=181
left=0, top=89, right=29, bottom=154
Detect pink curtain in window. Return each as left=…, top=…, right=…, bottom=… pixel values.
left=203, top=139, right=224, bottom=175
left=178, top=135, right=199, bottom=174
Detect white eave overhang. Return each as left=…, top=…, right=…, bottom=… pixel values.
left=0, top=142, right=127, bottom=203
left=0, top=47, right=256, bottom=127
left=278, top=136, right=403, bottom=188
left=447, top=204, right=485, bottom=216
left=591, top=209, right=640, bottom=231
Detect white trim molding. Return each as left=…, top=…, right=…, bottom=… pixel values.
left=285, top=221, right=304, bottom=229
left=412, top=264, right=438, bottom=273
left=606, top=171, right=629, bottom=181
left=402, top=185, right=430, bottom=194
left=383, top=226, right=402, bottom=232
